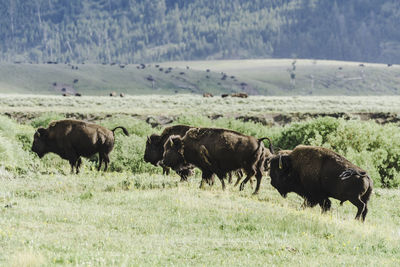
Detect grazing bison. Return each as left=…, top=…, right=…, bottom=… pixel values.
left=109, top=92, right=116, bottom=97
left=144, top=125, right=194, bottom=181
left=269, top=145, right=373, bottom=221
left=231, top=92, right=248, bottom=98
left=162, top=127, right=273, bottom=194
left=31, top=120, right=129, bottom=173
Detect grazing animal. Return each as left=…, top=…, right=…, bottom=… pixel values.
left=120, top=93, right=125, bottom=97
left=231, top=92, right=248, bottom=98
left=162, top=127, right=273, bottom=194
left=144, top=125, right=194, bottom=181
left=31, top=120, right=129, bottom=173
left=75, top=93, right=82, bottom=97
left=269, top=145, right=373, bottom=221
left=221, top=94, right=229, bottom=98
left=109, top=92, right=116, bottom=97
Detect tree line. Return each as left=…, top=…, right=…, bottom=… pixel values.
left=1, top=0, right=399, bottom=64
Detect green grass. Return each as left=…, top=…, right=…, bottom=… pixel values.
left=0, top=172, right=399, bottom=266
left=1, top=59, right=400, bottom=95
left=1, top=94, right=400, bottom=266
left=2, top=94, right=400, bottom=118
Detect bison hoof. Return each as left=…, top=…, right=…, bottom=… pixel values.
left=239, top=183, right=245, bottom=191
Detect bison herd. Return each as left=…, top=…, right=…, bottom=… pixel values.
left=32, top=119, right=373, bottom=222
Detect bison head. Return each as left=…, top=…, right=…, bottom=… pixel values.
left=161, top=136, right=185, bottom=171
left=269, top=154, right=295, bottom=198
left=31, top=128, right=49, bottom=158
left=143, top=134, right=163, bottom=165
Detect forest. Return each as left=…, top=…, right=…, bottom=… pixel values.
left=1, top=0, right=400, bottom=64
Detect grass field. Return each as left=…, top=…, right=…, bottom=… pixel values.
left=1, top=92, right=400, bottom=266
left=1, top=172, right=400, bottom=266
left=1, top=59, right=400, bottom=95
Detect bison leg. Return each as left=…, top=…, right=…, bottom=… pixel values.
left=239, top=169, right=255, bottom=191
left=162, top=166, right=170, bottom=175
left=216, top=173, right=226, bottom=191
left=234, top=175, right=242, bottom=187
left=349, top=197, right=366, bottom=221
left=252, top=166, right=264, bottom=195
left=227, top=172, right=233, bottom=184
left=97, top=154, right=103, bottom=171
left=319, top=199, right=331, bottom=213
left=76, top=157, right=82, bottom=174
left=200, top=171, right=213, bottom=189
left=360, top=186, right=372, bottom=221
left=103, top=154, right=110, bottom=171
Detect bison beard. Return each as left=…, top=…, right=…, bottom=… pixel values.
left=269, top=145, right=373, bottom=221
left=161, top=127, right=272, bottom=194
left=31, top=119, right=129, bottom=173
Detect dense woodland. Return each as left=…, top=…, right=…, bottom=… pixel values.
left=1, top=0, right=400, bottom=64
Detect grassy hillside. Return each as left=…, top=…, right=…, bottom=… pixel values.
left=1, top=173, right=399, bottom=266
left=1, top=59, right=400, bottom=95
left=0, top=97, right=400, bottom=265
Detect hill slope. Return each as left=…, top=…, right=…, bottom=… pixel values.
left=1, top=59, right=400, bottom=95
left=2, top=0, right=400, bottom=63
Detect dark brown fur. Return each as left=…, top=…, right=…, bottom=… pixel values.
left=144, top=125, right=193, bottom=181
left=162, top=127, right=272, bottom=194
left=231, top=92, right=248, bottom=98
left=269, top=145, right=373, bottom=221
left=31, top=119, right=129, bottom=173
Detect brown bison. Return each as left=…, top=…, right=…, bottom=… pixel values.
left=144, top=125, right=194, bottom=181
left=269, top=145, right=373, bottom=221
left=231, top=92, right=248, bottom=98
left=31, top=119, right=129, bottom=173
left=161, top=127, right=273, bottom=194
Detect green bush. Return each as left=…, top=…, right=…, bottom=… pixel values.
left=274, top=117, right=400, bottom=188
left=31, top=113, right=65, bottom=128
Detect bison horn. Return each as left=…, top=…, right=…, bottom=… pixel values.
left=279, top=155, right=283, bottom=169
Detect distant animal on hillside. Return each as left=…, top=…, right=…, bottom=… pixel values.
left=162, top=127, right=273, bottom=194
left=120, top=93, right=125, bottom=97
left=221, top=94, right=229, bottom=98
left=231, top=92, right=248, bottom=98
left=109, top=92, right=116, bottom=97
left=31, top=120, right=129, bottom=173
left=269, top=145, right=373, bottom=221
left=75, top=93, right=82, bottom=97
left=203, top=93, right=213, bottom=97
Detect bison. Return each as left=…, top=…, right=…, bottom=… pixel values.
left=269, top=145, right=373, bottom=221
left=144, top=125, right=194, bottom=181
left=231, top=92, right=248, bottom=98
left=31, top=119, right=129, bottom=173
left=161, top=127, right=273, bottom=194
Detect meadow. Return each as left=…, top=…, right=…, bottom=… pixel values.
left=1, top=59, right=400, bottom=96
left=0, top=94, right=400, bottom=266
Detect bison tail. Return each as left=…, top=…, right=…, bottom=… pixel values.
left=111, top=126, right=129, bottom=136
left=258, top=137, right=274, bottom=154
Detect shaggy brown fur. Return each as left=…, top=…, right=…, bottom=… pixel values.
left=144, top=125, right=193, bottom=181
left=269, top=145, right=373, bottom=221
left=31, top=119, right=129, bottom=173
left=162, top=127, right=273, bottom=194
